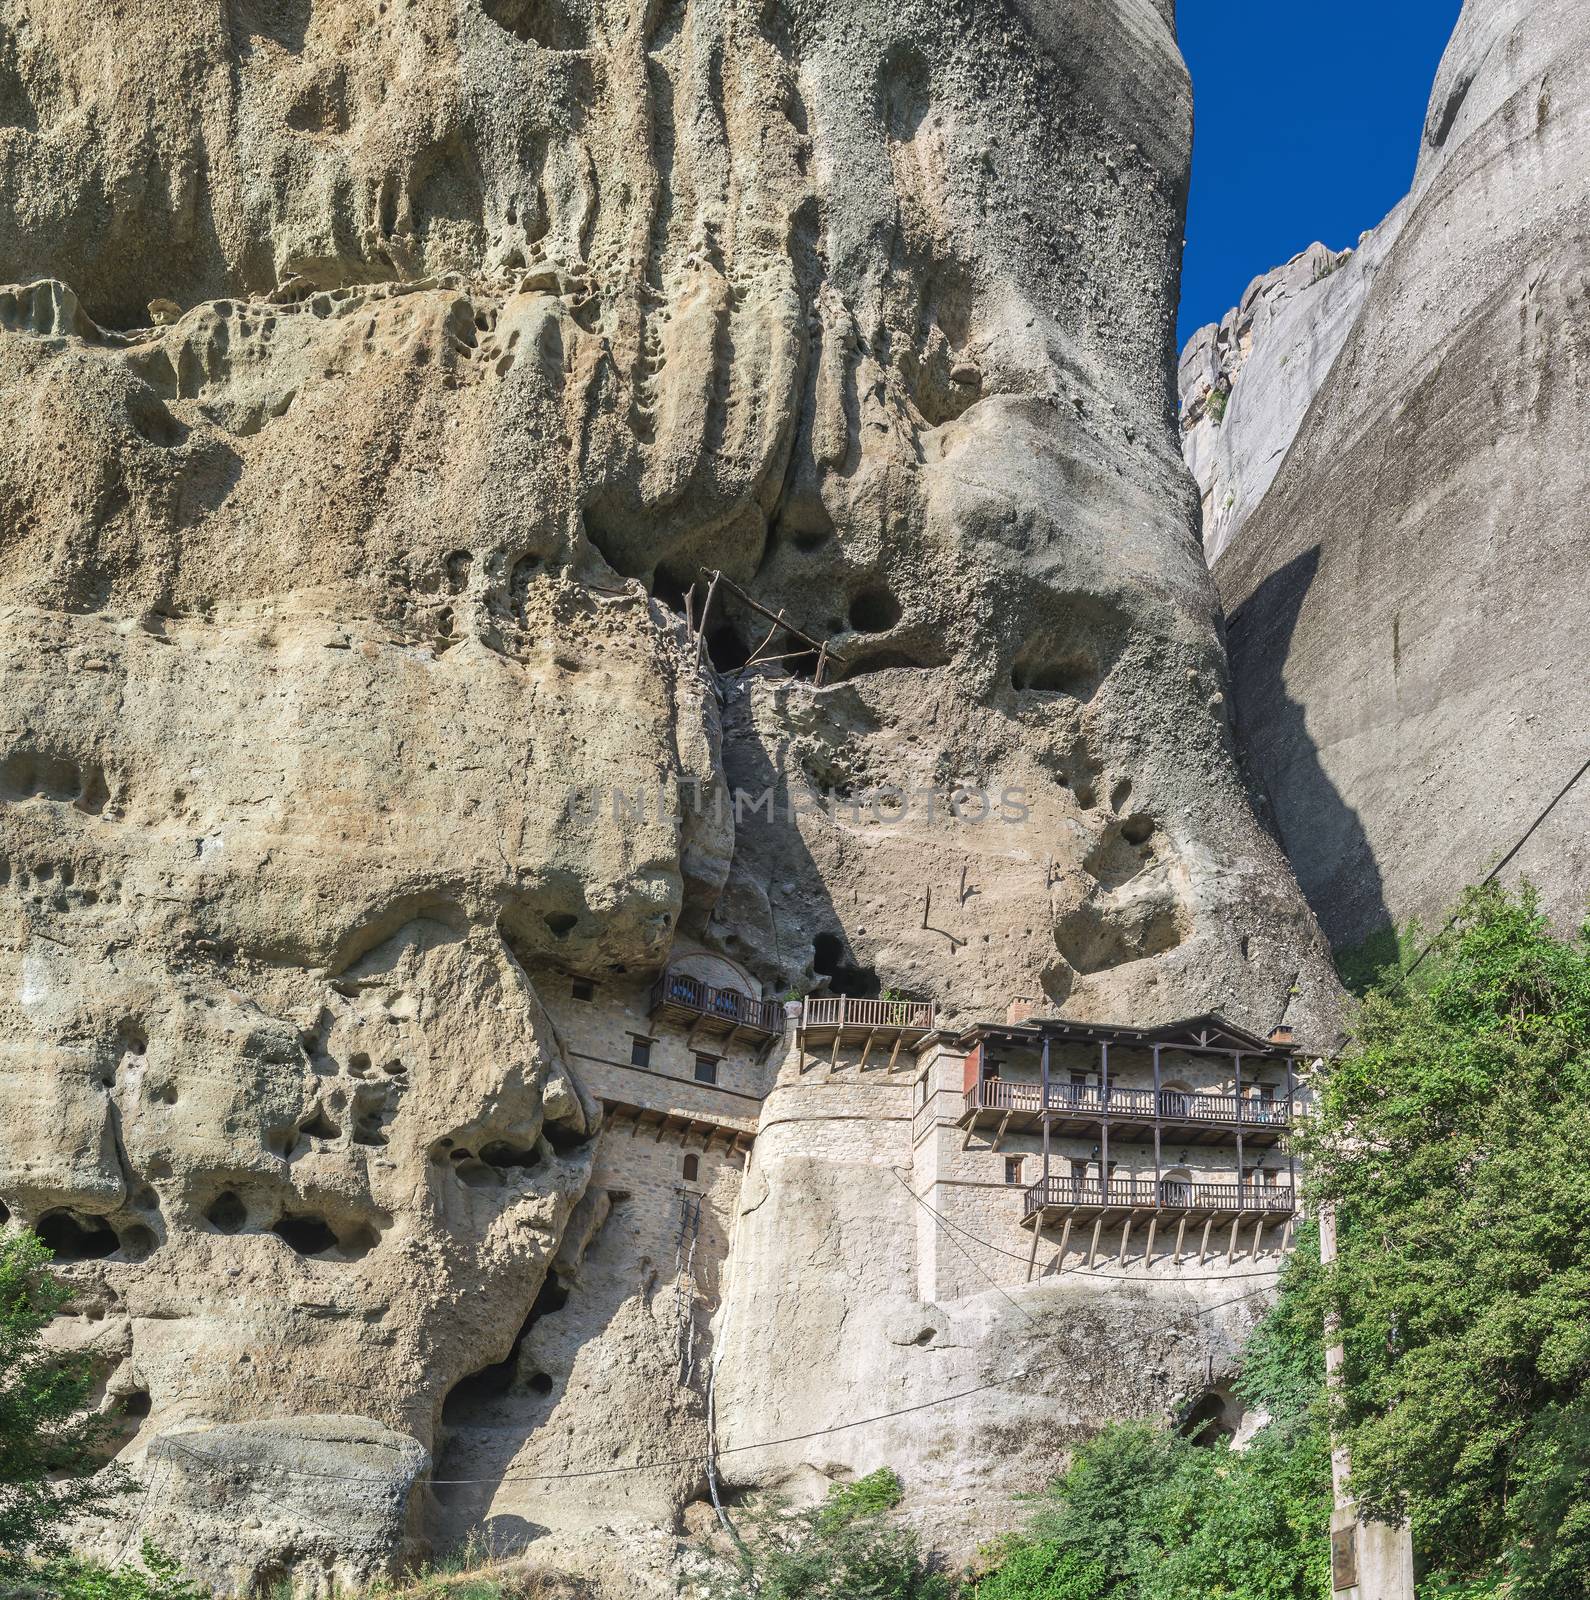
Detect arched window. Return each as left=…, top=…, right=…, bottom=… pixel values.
left=683, top=1154, right=700, bottom=1183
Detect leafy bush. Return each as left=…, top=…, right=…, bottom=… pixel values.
left=0, top=1232, right=128, bottom=1573
left=702, top=1469, right=951, bottom=1600
left=33, top=1542, right=209, bottom=1600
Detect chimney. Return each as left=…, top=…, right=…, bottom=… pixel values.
left=1006, top=996, right=1039, bottom=1026
left=1268, top=1024, right=1294, bottom=1047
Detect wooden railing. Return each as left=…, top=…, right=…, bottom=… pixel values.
left=963, top=1079, right=1290, bottom=1128
left=1023, top=1176, right=1296, bottom=1218
left=802, top=996, right=938, bottom=1032
left=651, top=971, right=783, bottom=1035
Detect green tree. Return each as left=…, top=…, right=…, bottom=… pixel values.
left=703, top=1468, right=952, bottom=1600
left=1294, top=885, right=1590, bottom=1598
left=0, top=1230, right=127, bottom=1576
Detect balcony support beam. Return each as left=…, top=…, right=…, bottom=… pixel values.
left=1087, top=1218, right=1102, bottom=1268
left=1174, top=1216, right=1187, bottom=1263
left=1199, top=1217, right=1213, bottom=1264
left=1145, top=1216, right=1158, bottom=1266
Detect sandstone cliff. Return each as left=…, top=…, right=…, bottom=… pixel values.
left=1190, top=0, right=1590, bottom=955
left=0, top=0, right=1335, bottom=1590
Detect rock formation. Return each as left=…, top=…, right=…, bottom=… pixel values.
left=0, top=0, right=1336, bottom=1590
left=1188, top=0, right=1590, bottom=954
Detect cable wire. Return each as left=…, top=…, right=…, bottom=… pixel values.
left=155, top=1368, right=1033, bottom=1489
left=1401, top=750, right=1590, bottom=982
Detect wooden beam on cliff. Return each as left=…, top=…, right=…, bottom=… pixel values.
left=699, top=569, right=847, bottom=674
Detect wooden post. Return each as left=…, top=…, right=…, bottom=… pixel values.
left=1199, top=1217, right=1213, bottom=1264
left=695, top=571, right=721, bottom=667
left=1120, top=1218, right=1133, bottom=1264
left=1144, top=1216, right=1158, bottom=1266
left=1174, top=1216, right=1187, bottom=1263
left=1053, top=1215, right=1073, bottom=1275
left=1252, top=1217, right=1266, bottom=1259
left=1026, top=1218, right=1042, bottom=1283
left=1100, top=1120, right=1110, bottom=1194
left=1087, top=1217, right=1102, bottom=1268
left=1101, top=1040, right=1110, bottom=1108
left=1227, top=1216, right=1241, bottom=1264
left=814, top=640, right=828, bottom=687
left=1041, top=1037, right=1052, bottom=1185
left=1235, top=1051, right=1245, bottom=1194
left=1285, top=1054, right=1297, bottom=1195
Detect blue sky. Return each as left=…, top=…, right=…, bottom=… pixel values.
left=1176, top=0, right=1464, bottom=349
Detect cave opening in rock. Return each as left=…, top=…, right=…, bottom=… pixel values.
left=36, top=1210, right=119, bottom=1263
left=705, top=623, right=751, bottom=673
left=812, top=932, right=881, bottom=999
left=271, top=1216, right=339, bottom=1258
left=481, top=1140, right=541, bottom=1171
left=848, top=586, right=902, bottom=634
left=205, top=1191, right=247, bottom=1234
left=1178, top=1388, right=1236, bottom=1447
left=442, top=1271, right=570, bottom=1424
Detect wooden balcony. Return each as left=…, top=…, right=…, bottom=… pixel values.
left=799, top=995, right=938, bottom=1069
left=1023, top=1175, right=1297, bottom=1224
left=649, top=970, right=783, bottom=1042
left=960, top=1078, right=1292, bottom=1148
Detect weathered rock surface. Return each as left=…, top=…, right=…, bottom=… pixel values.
left=0, top=0, right=1336, bottom=1588
left=1197, top=0, right=1590, bottom=953
left=1179, top=238, right=1370, bottom=565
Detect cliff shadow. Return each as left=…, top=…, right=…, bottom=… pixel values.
left=1226, top=544, right=1391, bottom=966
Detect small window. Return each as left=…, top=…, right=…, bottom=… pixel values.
left=572, top=979, right=594, bottom=1002
left=683, top=1153, right=700, bottom=1183
left=1070, top=1070, right=1088, bottom=1087
left=1004, top=1156, right=1023, bottom=1186
left=694, top=1055, right=718, bottom=1085
left=630, top=1036, right=652, bottom=1068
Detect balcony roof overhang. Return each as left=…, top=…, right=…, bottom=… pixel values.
left=950, top=1011, right=1298, bottom=1060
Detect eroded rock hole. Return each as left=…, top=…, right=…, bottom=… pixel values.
left=650, top=563, right=692, bottom=616
left=481, top=1141, right=541, bottom=1171
left=271, top=1216, right=338, bottom=1257
left=480, top=0, right=590, bottom=48
left=1179, top=1388, right=1236, bottom=1447
left=299, top=1108, right=341, bottom=1141
left=508, top=553, right=541, bottom=624
left=0, top=750, right=84, bottom=804
left=1011, top=652, right=1098, bottom=697
left=706, top=624, right=750, bottom=673
left=118, top=1224, right=157, bottom=1262
left=544, top=912, right=578, bottom=938
left=813, top=932, right=880, bottom=999
left=205, top=1191, right=247, bottom=1234
left=443, top=550, right=473, bottom=595
left=36, top=1210, right=118, bottom=1263
left=120, top=1388, right=152, bottom=1419
left=848, top=587, right=902, bottom=634
left=1121, top=815, right=1154, bottom=847
left=442, top=1272, right=569, bottom=1424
